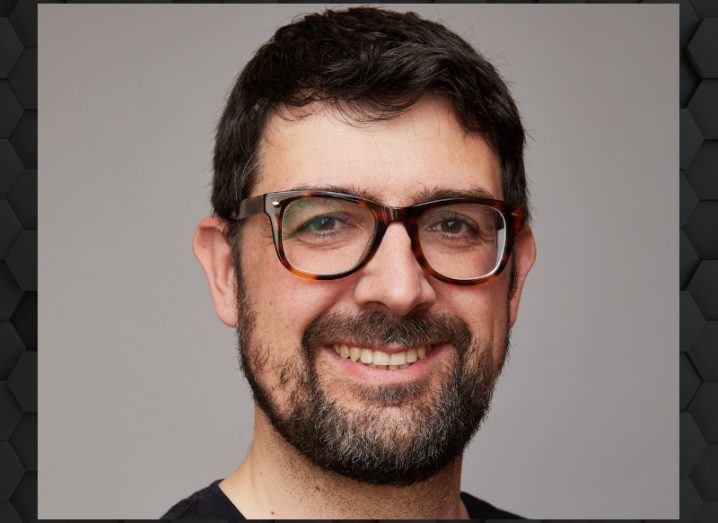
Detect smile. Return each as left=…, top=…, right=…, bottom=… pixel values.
left=331, top=343, right=434, bottom=370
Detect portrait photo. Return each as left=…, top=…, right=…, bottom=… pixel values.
left=38, top=3, right=678, bottom=519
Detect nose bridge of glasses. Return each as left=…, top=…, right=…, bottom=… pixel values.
left=371, top=205, right=419, bottom=264
left=379, top=205, right=412, bottom=227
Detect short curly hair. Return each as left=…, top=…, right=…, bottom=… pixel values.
left=213, top=7, right=528, bottom=237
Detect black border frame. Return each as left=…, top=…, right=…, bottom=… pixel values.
left=0, top=1, right=713, bottom=521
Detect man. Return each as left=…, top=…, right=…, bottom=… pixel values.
left=164, top=6, right=535, bottom=520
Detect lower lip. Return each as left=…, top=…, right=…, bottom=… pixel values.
left=323, top=343, right=449, bottom=383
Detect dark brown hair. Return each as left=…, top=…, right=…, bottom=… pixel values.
left=213, top=7, right=529, bottom=237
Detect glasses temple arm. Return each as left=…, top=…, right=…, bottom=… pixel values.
left=232, top=194, right=265, bottom=221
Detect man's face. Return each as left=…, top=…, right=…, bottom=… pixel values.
left=215, top=96, right=534, bottom=484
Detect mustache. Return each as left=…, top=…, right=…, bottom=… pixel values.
left=302, top=310, right=472, bottom=352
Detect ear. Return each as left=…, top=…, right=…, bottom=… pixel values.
left=508, top=225, right=536, bottom=328
left=193, top=216, right=238, bottom=327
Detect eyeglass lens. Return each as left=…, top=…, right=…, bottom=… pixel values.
left=280, top=196, right=506, bottom=280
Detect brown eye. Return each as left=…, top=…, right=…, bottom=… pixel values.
left=299, top=215, right=342, bottom=233
left=438, top=218, right=473, bottom=235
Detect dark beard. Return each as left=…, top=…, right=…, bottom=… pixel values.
left=235, top=277, right=508, bottom=486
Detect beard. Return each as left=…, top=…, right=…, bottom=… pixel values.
left=234, top=274, right=510, bottom=486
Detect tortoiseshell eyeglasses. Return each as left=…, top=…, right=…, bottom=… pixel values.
left=228, top=190, right=526, bottom=285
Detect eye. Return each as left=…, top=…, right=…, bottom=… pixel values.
left=425, top=216, right=479, bottom=237
left=437, top=218, right=471, bottom=235
left=298, top=215, right=345, bottom=233
left=288, top=213, right=359, bottom=245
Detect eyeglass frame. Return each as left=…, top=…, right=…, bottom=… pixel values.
left=227, top=190, right=526, bottom=285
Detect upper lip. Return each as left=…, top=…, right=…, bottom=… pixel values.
left=328, top=342, right=441, bottom=354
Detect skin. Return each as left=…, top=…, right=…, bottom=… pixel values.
left=194, top=95, right=536, bottom=518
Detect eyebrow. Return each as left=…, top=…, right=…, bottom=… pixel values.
left=288, top=184, right=499, bottom=205
left=411, top=186, right=498, bottom=203
left=289, top=184, right=382, bottom=201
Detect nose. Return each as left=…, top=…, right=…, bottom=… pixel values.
left=352, top=223, right=437, bottom=316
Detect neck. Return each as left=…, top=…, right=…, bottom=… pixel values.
left=220, top=406, right=468, bottom=519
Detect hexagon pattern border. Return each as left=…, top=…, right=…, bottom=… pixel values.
left=0, top=0, right=715, bottom=522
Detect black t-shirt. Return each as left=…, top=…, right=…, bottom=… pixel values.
left=162, top=479, right=522, bottom=520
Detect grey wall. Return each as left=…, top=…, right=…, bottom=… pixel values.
left=38, top=4, right=678, bottom=519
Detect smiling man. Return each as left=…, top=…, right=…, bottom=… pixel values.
left=163, top=7, right=535, bottom=520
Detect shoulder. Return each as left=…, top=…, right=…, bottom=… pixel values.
left=161, top=479, right=244, bottom=521
left=460, top=491, right=523, bottom=520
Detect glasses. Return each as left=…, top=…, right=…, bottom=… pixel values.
left=228, top=190, right=526, bottom=285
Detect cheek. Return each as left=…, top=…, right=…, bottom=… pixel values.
left=439, top=279, right=510, bottom=363
left=239, top=227, right=347, bottom=358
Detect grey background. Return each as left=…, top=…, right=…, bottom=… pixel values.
left=38, top=4, right=678, bottom=519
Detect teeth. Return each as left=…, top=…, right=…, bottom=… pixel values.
left=360, top=349, right=373, bottom=364
left=373, top=351, right=390, bottom=365
left=389, top=352, right=406, bottom=365
left=333, top=344, right=432, bottom=369
left=349, top=346, right=361, bottom=361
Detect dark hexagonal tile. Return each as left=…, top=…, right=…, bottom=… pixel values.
left=681, top=475, right=702, bottom=523
left=681, top=171, right=698, bottom=229
left=681, top=109, right=703, bottom=169
left=0, top=382, right=21, bottom=440
left=0, top=19, right=22, bottom=78
left=8, top=0, right=35, bottom=48
left=9, top=472, right=35, bottom=522
left=0, top=0, right=18, bottom=17
left=7, top=351, right=36, bottom=413
left=685, top=202, right=718, bottom=260
left=8, top=110, right=35, bottom=169
left=0, top=503, right=21, bottom=523
left=691, top=0, right=718, bottom=18
left=688, top=261, right=718, bottom=320
left=681, top=54, right=699, bottom=107
left=691, top=445, right=718, bottom=500
left=0, top=442, right=24, bottom=501
left=681, top=290, right=704, bottom=352
left=11, top=291, right=35, bottom=349
left=687, top=19, right=718, bottom=78
left=682, top=412, right=708, bottom=475
left=10, top=413, right=35, bottom=471
left=8, top=49, right=35, bottom=110
left=681, top=353, right=701, bottom=410
left=0, top=262, right=22, bottom=321
left=681, top=232, right=699, bottom=289
left=0, top=82, right=23, bottom=140
left=0, top=322, right=23, bottom=379
left=688, top=81, right=718, bottom=140
left=5, top=230, right=35, bottom=291
left=686, top=141, right=718, bottom=200
left=680, top=0, right=701, bottom=48
left=694, top=502, right=718, bottom=523
left=689, top=322, right=718, bottom=382
left=0, top=200, right=21, bottom=259
left=689, top=383, right=718, bottom=442
left=7, top=170, right=35, bottom=229
left=0, top=140, right=22, bottom=198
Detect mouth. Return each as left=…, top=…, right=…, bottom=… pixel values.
left=323, top=342, right=448, bottom=384
left=330, top=343, right=434, bottom=370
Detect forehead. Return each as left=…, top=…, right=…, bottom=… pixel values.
left=254, top=95, right=503, bottom=205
